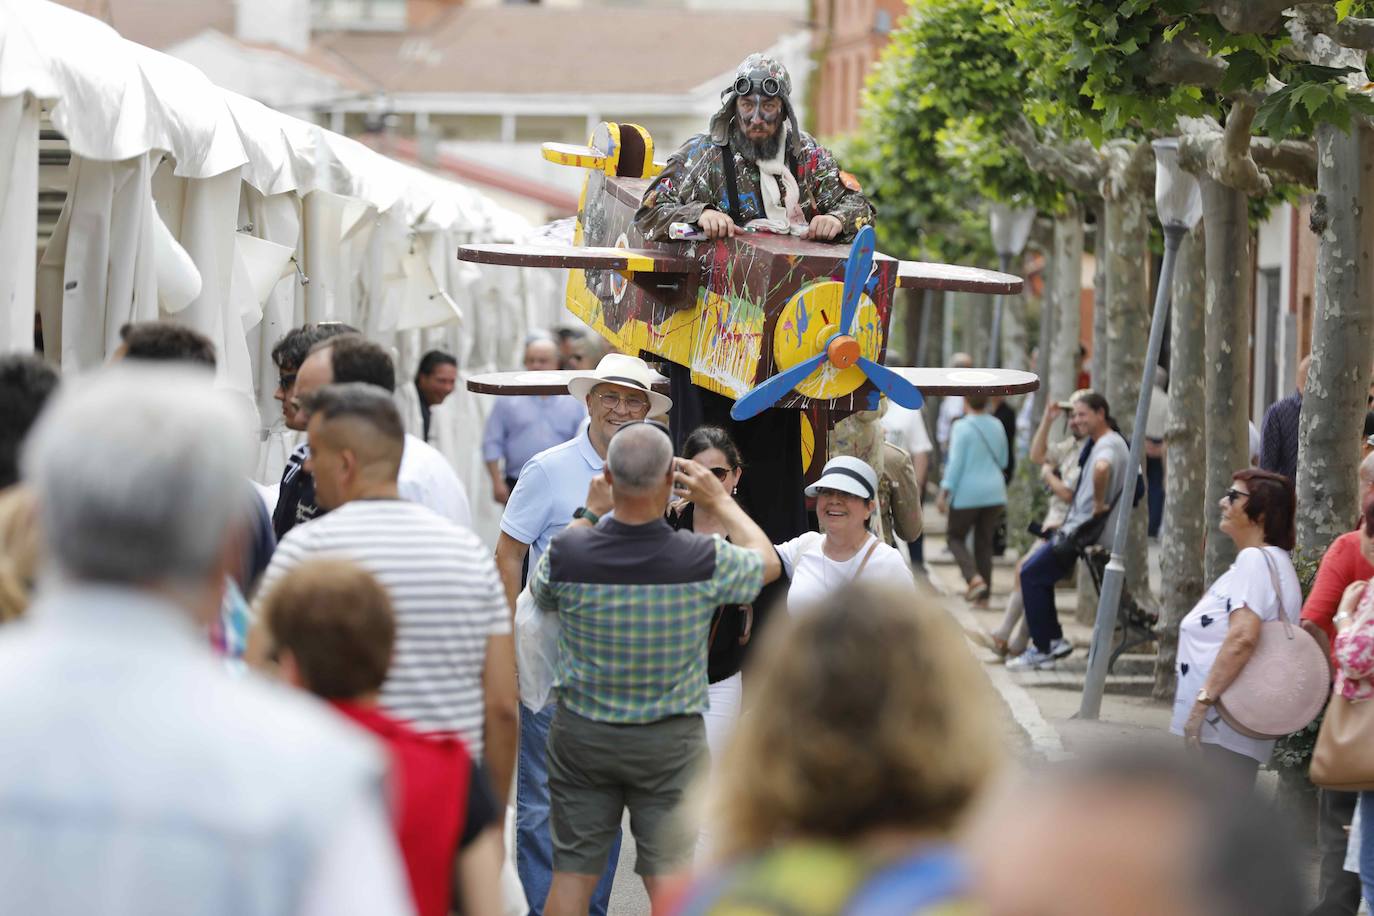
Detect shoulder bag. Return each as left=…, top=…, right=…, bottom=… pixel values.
left=1216, top=549, right=1330, bottom=740
left=1310, top=585, right=1374, bottom=789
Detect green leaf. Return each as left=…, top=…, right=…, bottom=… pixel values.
left=1220, top=49, right=1268, bottom=94
left=1337, top=0, right=1356, bottom=21
left=1294, top=82, right=1332, bottom=117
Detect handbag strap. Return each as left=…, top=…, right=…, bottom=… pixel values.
left=968, top=420, right=1009, bottom=472
left=853, top=538, right=881, bottom=580
left=1256, top=547, right=1296, bottom=636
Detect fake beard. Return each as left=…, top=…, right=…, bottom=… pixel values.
left=730, top=120, right=783, bottom=162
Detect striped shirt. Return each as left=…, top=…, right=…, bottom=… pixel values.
left=256, top=500, right=510, bottom=757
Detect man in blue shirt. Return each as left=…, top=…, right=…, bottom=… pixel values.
left=494, top=352, right=672, bottom=916
left=482, top=337, right=586, bottom=504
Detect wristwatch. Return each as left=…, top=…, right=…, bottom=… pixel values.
left=1195, top=687, right=1216, bottom=707
left=572, top=507, right=600, bottom=525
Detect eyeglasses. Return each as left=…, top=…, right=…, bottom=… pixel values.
left=1225, top=488, right=1248, bottom=504
left=597, top=392, right=651, bottom=414
left=733, top=75, right=782, bottom=97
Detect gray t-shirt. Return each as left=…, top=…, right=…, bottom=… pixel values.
left=1063, top=431, right=1130, bottom=545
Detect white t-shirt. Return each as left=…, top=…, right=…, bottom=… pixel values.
left=400, top=433, right=473, bottom=530
left=775, top=531, right=916, bottom=614
left=936, top=396, right=965, bottom=451
left=257, top=500, right=510, bottom=758
left=1170, top=545, right=1303, bottom=762
left=882, top=403, right=933, bottom=456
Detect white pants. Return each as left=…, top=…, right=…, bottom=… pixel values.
left=696, top=671, right=743, bottom=865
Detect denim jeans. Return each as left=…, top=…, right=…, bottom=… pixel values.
left=1312, top=788, right=1361, bottom=916
left=1020, top=541, right=1076, bottom=653
left=516, top=703, right=621, bottom=916
left=1360, top=792, right=1374, bottom=911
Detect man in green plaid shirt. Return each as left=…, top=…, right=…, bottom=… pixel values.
left=530, top=422, right=780, bottom=916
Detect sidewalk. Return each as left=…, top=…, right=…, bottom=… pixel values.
left=921, top=513, right=1176, bottom=762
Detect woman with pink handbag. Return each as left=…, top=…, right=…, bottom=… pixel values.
left=1315, top=494, right=1374, bottom=906
left=1171, top=470, right=1316, bottom=786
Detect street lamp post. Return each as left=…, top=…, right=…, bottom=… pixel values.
left=987, top=201, right=1036, bottom=367
left=1078, top=138, right=1204, bottom=719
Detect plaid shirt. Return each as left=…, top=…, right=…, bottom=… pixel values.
left=531, top=517, right=763, bottom=724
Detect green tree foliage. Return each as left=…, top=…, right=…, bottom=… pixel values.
left=838, top=0, right=1060, bottom=262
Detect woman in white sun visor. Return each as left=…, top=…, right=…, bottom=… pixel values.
left=774, top=456, right=917, bottom=614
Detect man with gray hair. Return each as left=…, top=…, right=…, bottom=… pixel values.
left=0, top=365, right=410, bottom=915
left=533, top=421, right=780, bottom=916
left=253, top=382, right=518, bottom=803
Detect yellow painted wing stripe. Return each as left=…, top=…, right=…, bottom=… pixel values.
left=542, top=143, right=607, bottom=170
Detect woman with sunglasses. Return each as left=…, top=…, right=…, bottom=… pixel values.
left=773, top=455, right=916, bottom=616
left=667, top=427, right=778, bottom=764
left=1170, top=469, right=1303, bottom=786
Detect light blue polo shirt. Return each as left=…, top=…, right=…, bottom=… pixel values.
left=499, top=422, right=603, bottom=575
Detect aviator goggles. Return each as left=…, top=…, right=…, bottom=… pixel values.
left=731, top=75, right=782, bottom=98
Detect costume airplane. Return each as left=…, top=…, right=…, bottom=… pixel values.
left=460, top=119, right=1036, bottom=468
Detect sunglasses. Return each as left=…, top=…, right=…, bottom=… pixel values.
left=704, top=466, right=732, bottom=481
left=1225, top=488, right=1248, bottom=504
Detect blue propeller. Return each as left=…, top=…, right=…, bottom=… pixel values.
left=731, top=225, right=924, bottom=420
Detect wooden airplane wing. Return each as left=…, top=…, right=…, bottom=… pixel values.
left=890, top=366, right=1039, bottom=396
left=895, top=260, right=1023, bottom=294
left=466, top=368, right=672, bottom=397
left=458, top=244, right=693, bottom=274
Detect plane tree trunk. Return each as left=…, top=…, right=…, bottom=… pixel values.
left=1049, top=203, right=1084, bottom=404
left=1155, top=224, right=1207, bottom=699
left=1200, top=176, right=1252, bottom=582
left=1296, top=122, right=1374, bottom=559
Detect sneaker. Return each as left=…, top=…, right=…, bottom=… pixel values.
left=1049, top=637, right=1073, bottom=659
left=1006, top=647, right=1057, bottom=672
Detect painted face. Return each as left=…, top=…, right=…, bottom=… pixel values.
left=736, top=94, right=783, bottom=141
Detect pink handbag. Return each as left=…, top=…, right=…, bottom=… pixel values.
left=1216, top=550, right=1330, bottom=740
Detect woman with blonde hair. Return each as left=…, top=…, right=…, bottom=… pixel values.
left=671, top=582, right=1002, bottom=914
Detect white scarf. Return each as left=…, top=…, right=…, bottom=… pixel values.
left=754, top=123, right=805, bottom=231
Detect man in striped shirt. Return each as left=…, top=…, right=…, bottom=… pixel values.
left=253, top=384, right=518, bottom=801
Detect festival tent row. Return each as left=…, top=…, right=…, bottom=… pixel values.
left=0, top=0, right=566, bottom=543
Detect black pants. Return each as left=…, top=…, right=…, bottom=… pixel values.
left=1310, top=788, right=1361, bottom=916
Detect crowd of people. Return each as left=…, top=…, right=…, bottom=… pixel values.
left=0, top=315, right=1322, bottom=916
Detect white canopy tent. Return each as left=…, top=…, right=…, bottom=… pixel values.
left=0, top=0, right=569, bottom=544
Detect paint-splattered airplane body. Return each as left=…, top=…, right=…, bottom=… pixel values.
left=459, top=122, right=1037, bottom=465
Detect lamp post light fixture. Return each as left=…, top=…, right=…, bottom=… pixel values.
left=1079, top=138, right=1203, bottom=720
left=987, top=201, right=1036, bottom=366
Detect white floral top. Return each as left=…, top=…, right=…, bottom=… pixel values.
left=1334, top=577, right=1374, bottom=702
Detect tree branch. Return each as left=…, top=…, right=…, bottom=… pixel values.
left=1146, top=34, right=1227, bottom=90
left=1176, top=111, right=1271, bottom=195
left=1201, top=0, right=1301, bottom=34
left=1251, top=138, right=1319, bottom=188
left=1290, top=3, right=1374, bottom=56
left=1004, top=115, right=1105, bottom=198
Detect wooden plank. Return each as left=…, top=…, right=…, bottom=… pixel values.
left=466, top=369, right=671, bottom=397
left=890, top=366, right=1039, bottom=396
left=457, top=243, right=693, bottom=273
left=896, top=261, right=1023, bottom=294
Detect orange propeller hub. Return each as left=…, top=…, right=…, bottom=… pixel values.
left=827, top=335, right=861, bottom=370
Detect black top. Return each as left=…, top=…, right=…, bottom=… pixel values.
left=272, top=443, right=324, bottom=540
left=666, top=502, right=788, bottom=683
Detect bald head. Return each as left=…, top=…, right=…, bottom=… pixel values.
left=951, top=352, right=974, bottom=370
left=607, top=422, right=673, bottom=495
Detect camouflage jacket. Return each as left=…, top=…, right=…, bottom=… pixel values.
left=633, top=132, right=875, bottom=242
